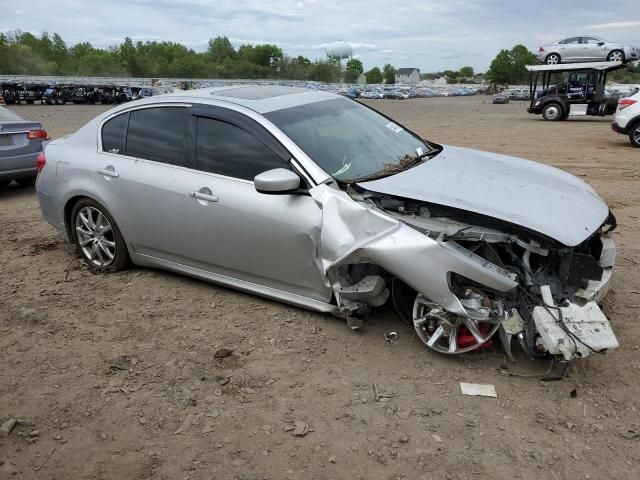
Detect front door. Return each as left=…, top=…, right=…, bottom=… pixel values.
left=183, top=107, right=330, bottom=302
left=580, top=37, right=606, bottom=62
left=559, top=37, right=582, bottom=62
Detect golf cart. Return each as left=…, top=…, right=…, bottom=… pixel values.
left=526, top=61, right=627, bottom=121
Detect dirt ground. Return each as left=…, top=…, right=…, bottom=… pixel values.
left=1, top=96, right=639, bottom=480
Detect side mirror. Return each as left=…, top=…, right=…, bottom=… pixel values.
left=598, top=42, right=605, bottom=46
left=254, top=168, right=301, bottom=194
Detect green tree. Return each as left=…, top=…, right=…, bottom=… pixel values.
left=486, top=44, right=536, bottom=84
left=459, top=66, right=474, bottom=78
left=346, top=58, right=363, bottom=74
left=383, top=63, right=396, bottom=84
left=344, top=68, right=360, bottom=83
left=207, top=36, right=235, bottom=63
left=365, top=67, right=383, bottom=84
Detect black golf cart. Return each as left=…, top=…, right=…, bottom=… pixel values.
left=526, top=61, right=627, bottom=121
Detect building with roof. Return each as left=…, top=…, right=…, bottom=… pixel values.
left=395, top=68, right=421, bottom=84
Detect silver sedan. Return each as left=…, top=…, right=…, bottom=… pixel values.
left=36, top=86, right=619, bottom=362
left=537, top=36, right=639, bottom=64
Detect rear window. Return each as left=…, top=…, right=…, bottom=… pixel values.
left=125, top=107, right=187, bottom=166
left=101, top=113, right=128, bottom=154
left=0, top=106, right=24, bottom=122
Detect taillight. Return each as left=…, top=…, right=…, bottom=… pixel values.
left=539, top=47, right=545, bottom=52
left=27, top=129, right=50, bottom=140
left=618, top=98, right=638, bottom=109
left=36, top=152, right=46, bottom=172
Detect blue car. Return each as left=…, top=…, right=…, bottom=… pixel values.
left=0, top=106, right=49, bottom=187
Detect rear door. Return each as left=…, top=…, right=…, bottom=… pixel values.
left=93, top=104, right=201, bottom=264
left=183, top=106, right=329, bottom=302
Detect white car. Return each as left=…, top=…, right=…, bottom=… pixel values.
left=612, top=90, right=640, bottom=147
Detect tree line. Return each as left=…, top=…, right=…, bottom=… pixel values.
left=0, top=31, right=345, bottom=82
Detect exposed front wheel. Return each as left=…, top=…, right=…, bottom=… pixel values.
left=545, top=53, right=561, bottom=65
left=607, top=50, right=624, bottom=62
left=542, top=103, right=564, bottom=121
left=71, top=199, right=129, bottom=271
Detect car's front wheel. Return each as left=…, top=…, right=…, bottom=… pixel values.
left=630, top=121, right=640, bottom=148
left=71, top=198, right=129, bottom=271
left=607, top=50, right=624, bottom=62
left=545, top=53, right=561, bottom=65
left=542, top=102, right=564, bottom=121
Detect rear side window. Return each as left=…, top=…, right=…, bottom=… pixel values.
left=101, top=113, right=128, bottom=154
left=125, top=107, right=188, bottom=166
left=195, top=117, right=287, bottom=181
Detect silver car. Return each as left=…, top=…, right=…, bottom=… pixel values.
left=36, top=86, right=619, bottom=363
left=0, top=106, right=49, bottom=187
left=537, top=36, right=639, bottom=64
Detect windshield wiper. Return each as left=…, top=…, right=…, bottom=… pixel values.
left=345, top=149, right=437, bottom=184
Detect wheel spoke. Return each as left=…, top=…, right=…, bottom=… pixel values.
left=462, top=317, right=485, bottom=344
left=94, top=243, right=105, bottom=265
left=79, top=237, right=93, bottom=247
left=448, top=328, right=458, bottom=353
left=101, top=238, right=116, bottom=248
left=96, top=211, right=105, bottom=230
left=98, top=242, right=114, bottom=260
left=79, top=212, right=92, bottom=231
left=426, top=325, right=445, bottom=348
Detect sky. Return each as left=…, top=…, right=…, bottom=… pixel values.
left=2, top=0, right=640, bottom=73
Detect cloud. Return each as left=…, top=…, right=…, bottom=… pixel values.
left=1, top=0, right=639, bottom=72
left=587, top=21, right=640, bottom=29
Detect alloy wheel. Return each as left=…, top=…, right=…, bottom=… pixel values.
left=546, top=54, right=559, bottom=65
left=412, top=294, right=500, bottom=354
left=633, top=125, right=640, bottom=146
left=75, top=206, right=116, bottom=267
left=608, top=51, right=623, bottom=62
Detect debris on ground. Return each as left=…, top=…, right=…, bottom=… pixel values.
left=214, top=347, right=234, bottom=358
left=372, top=383, right=393, bottom=402
left=291, top=421, right=309, bottom=437
left=1, top=418, right=17, bottom=436
left=620, top=425, right=640, bottom=440
left=384, top=332, right=398, bottom=343
left=460, top=382, right=497, bottom=398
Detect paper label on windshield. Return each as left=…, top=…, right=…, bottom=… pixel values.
left=385, top=122, right=403, bottom=134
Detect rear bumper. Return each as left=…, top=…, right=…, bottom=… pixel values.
left=36, top=188, right=69, bottom=240
left=611, top=121, right=626, bottom=134
left=0, top=151, right=39, bottom=180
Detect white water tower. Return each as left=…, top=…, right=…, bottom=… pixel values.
left=325, top=41, right=353, bottom=82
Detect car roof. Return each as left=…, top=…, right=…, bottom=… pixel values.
left=155, top=85, right=341, bottom=114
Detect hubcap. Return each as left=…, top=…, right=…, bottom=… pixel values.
left=412, top=294, right=500, bottom=354
left=545, top=105, right=559, bottom=120
left=75, top=206, right=116, bottom=267
left=609, top=51, right=623, bottom=62
left=547, top=55, right=559, bottom=64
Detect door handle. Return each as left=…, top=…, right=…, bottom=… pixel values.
left=98, top=167, right=119, bottom=178
left=189, top=191, right=219, bottom=203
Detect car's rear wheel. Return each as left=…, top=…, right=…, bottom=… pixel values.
left=630, top=121, right=640, bottom=148
left=542, top=102, right=564, bottom=121
left=545, top=53, right=561, bottom=65
left=71, top=198, right=129, bottom=271
left=607, top=50, right=624, bottom=62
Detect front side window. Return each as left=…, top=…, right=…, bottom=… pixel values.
left=582, top=37, right=601, bottom=44
left=125, top=107, right=188, bottom=166
left=101, top=112, right=128, bottom=155
left=195, top=117, right=287, bottom=181
left=266, top=98, right=430, bottom=183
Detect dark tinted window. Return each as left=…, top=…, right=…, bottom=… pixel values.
left=560, top=37, right=579, bottom=45
left=196, top=117, right=287, bottom=180
left=125, top=107, right=187, bottom=166
left=101, top=113, right=128, bottom=154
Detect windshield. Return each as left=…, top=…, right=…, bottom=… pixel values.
left=266, top=98, right=432, bottom=183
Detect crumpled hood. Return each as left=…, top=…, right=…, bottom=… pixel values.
left=358, top=146, right=609, bottom=247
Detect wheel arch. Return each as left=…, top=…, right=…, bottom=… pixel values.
left=63, top=193, right=120, bottom=240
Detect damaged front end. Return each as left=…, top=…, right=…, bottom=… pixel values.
left=310, top=184, right=618, bottom=362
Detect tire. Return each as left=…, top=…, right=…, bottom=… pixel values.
left=629, top=121, right=640, bottom=148
left=70, top=198, right=129, bottom=271
left=17, top=177, right=36, bottom=187
left=0, top=180, right=10, bottom=189
left=607, top=50, right=624, bottom=63
left=545, top=53, right=561, bottom=65
left=542, top=102, right=564, bottom=121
